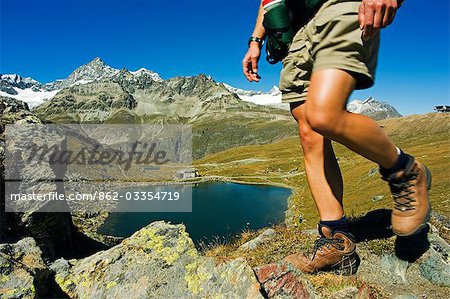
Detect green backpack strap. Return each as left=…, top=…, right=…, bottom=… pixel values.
left=263, top=3, right=295, bottom=64
left=263, top=0, right=329, bottom=64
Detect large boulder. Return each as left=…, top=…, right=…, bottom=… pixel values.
left=418, top=227, right=450, bottom=286
left=0, top=96, right=74, bottom=259
left=240, top=228, right=277, bottom=250
left=52, top=221, right=262, bottom=298
left=355, top=225, right=450, bottom=297
left=0, top=238, right=50, bottom=298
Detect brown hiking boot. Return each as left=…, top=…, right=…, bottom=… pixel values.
left=382, top=156, right=432, bottom=236
left=284, top=224, right=358, bottom=275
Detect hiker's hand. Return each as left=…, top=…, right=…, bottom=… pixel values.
left=359, top=0, right=398, bottom=41
left=242, top=43, right=261, bottom=82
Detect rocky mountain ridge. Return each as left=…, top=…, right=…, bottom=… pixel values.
left=20, top=58, right=278, bottom=124
left=2, top=58, right=402, bottom=121
left=0, top=74, right=40, bottom=92
left=0, top=58, right=164, bottom=108
left=347, top=97, right=402, bottom=120
left=225, top=83, right=402, bottom=119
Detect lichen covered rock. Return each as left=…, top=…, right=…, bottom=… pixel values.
left=418, top=229, right=450, bottom=286
left=52, top=221, right=262, bottom=298
left=0, top=238, right=50, bottom=299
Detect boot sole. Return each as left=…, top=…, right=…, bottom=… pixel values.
left=393, top=165, right=432, bottom=237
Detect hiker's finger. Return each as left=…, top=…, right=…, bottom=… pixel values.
left=358, top=3, right=365, bottom=30
left=372, top=1, right=383, bottom=35
left=362, top=1, right=375, bottom=41
left=387, top=0, right=398, bottom=25
left=251, top=57, right=260, bottom=82
left=242, top=55, right=253, bottom=81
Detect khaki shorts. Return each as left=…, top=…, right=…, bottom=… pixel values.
left=280, top=0, right=380, bottom=103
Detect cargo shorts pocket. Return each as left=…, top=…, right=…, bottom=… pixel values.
left=279, top=28, right=313, bottom=96
left=311, top=1, right=378, bottom=89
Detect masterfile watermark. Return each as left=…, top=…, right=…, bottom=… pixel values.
left=4, top=124, right=193, bottom=213
left=27, top=141, right=171, bottom=171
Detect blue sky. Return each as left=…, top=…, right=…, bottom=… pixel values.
left=1, top=0, right=449, bottom=115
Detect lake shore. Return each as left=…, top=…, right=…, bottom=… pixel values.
left=73, top=176, right=295, bottom=247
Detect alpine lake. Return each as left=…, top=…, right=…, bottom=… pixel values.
left=98, top=182, right=291, bottom=247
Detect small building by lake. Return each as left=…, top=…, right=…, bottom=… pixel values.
left=174, top=168, right=200, bottom=180
left=434, top=105, right=450, bottom=113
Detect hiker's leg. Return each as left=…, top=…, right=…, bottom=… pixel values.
left=291, top=102, right=344, bottom=221
left=305, top=69, right=398, bottom=169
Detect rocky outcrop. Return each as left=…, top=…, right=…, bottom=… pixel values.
left=1, top=96, right=42, bottom=243
left=0, top=238, right=50, bottom=298
left=0, top=96, right=74, bottom=259
left=254, top=262, right=316, bottom=298
left=0, top=96, right=41, bottom=124
left=240, top=228, right=277, bottom=250
left=1, top=219, right=448, bottom=298
left=418, top=226, right=450, bottom=286
left=354, top=225, right=450, bottom=297
left=52, top=221, right=262, bottom=299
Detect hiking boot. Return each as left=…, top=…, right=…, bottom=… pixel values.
left=284, top=224, right=358, bottom=275
left=382, top=155, right=432, bottom=237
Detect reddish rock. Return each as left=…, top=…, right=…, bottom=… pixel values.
left=254, top=262, right=316, bottom=298
left=356, top=283, right=375, bottom=299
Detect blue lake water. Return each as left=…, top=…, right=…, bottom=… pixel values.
left=98, top=182, right=291, bottom=246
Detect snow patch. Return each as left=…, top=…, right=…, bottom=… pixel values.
left=0, top=88, right=60, bottom=108
left=72, top=79, right=93, bottom=85
left=224, top=83, right=282, bottom=105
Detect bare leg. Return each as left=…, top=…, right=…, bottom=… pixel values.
left=305, top=69, right=398, bottom=169
left=291, top=102, right=344, bottom=221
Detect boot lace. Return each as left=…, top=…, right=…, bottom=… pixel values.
left=311, top=236, right=344, bottom=260
left=389, top=171, right=419, bottom=211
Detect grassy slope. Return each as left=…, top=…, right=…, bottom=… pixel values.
left=192, top=111, right=294, bottom=159
left=195, top=113, right=449, bottom=228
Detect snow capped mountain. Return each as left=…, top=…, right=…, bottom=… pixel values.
left=347, top=97, right=402, bottom=120
left=0, top=74, right=40, bottom=88
left=224, top=85, right=401, bottom=118
left=131, top=68, right=163, bottom=82
left=1, top=58, right=165, bottom=108
left=43, top=58, right=165, bottom=91
left=0, top=74, right=42, bottom=95
left=45, top=57, right=120, bottom=90
left=223, top=83, right=282, bottom=105
left=66, top=57, right=119, bottom=84
left=1, top=58, right=401, bottom=120
left=223, top=83, right=263, bottom=97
